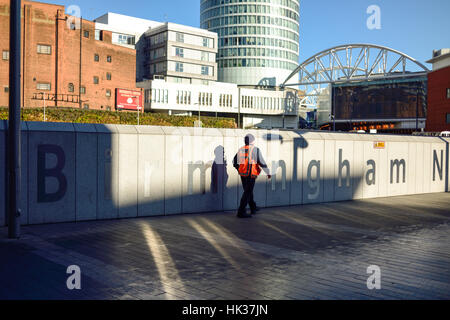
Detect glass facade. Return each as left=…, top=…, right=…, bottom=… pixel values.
left=200, top=0, right=300, bottom=85
left=333, top=79, right=428, bottom=120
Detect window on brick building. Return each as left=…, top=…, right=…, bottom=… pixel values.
left=68, top=83, right=74, bottom=92
left=447, top=114, right=450, bottom=124
left=36, top=83, right=51, bottom=91
left=107, top=55, right=112, bottom=63
left=106, top=89, right=111, bottom=97
left=447, top=88, right=450, bottom=99
left=83, top=104, right=89, bottom=109
left=93, top=76, right=99, bottom=84
left=2, top=50, right=9, bottom=60
left=94, top=54, right=99, bottom=62
left=95, top=30, right=102, bottom=41
left=80, top=86, right=86, bottom=94
left=37, top=44, right=51, bottom=55
left=106, top=73, right=111, bottom=80
left=106, top=106, right=111, bottom=111
left=84, top=30, right=90, bottom=38
left=4, top=86, right=9, bottom=93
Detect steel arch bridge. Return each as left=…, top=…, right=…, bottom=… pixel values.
left=281, top=44, right=430, bottom=121
left=282, top=44, right=429, bottom=88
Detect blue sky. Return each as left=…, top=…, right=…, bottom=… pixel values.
left=55, top=0, right=449, bottom=67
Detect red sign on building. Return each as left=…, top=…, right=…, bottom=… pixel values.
left=116, top=89, right=142, bottom=111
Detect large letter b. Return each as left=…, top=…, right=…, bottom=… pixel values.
left=37, top=145, right=67, bottom=203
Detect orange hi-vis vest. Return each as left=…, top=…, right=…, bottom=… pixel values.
left=237, top=145, right=261, bottom=178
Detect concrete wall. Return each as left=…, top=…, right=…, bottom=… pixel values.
left=1, top=122, right=449, bottom=226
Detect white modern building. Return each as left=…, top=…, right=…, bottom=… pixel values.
left=94, top=12, right=162, bottom=49
left=137, top=78, right=301, bottom=129
left=137, top=23, right=218, bottom=85
left=200, top=0, right=300, bottom=86
left=94, top=11, right=303, bottom=129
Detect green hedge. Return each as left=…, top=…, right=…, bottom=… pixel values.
left=0, top=107, right=236, bottom=128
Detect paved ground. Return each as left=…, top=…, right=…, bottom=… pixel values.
left=1, top=193, right=450, bottom=300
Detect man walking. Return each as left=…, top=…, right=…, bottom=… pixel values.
left=233, top=134, right=271, bottom=218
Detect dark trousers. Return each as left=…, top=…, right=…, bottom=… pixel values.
left=238, top=176, right=257, bottom=214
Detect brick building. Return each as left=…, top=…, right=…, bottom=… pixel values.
left=0, top=0, right=139, bottom=111
left=426, top=49, right=450, bottom=132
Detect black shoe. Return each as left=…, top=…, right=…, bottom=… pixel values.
left=237, top=212, right=252, bottom=219
left=250, top=207, right=261, bottom=215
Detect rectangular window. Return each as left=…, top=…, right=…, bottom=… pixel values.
left=175, top=62, right=184, bottom=72
left=447, top=88, right=450, bottom=99
left=106, top=89, right=111, bottom=97
left=118, top=34, right=135, bottom=45
left=447, top=114, right=450, bottom=124
left=95, top=30, right=102, bottom=41
left=175, top=47, right=184, bottom=58
left=202, top=37, right=209, bottom=47
left=201, top=66, right=209, bottom=76
left=37, top=44, right=51, bottom=55
left=80, top=86, right=86, bottom=94
left=83, top=30, right=90, bottom=38
left=4, top=86, right=9, bottom=93
left=106, top=73, right=111, bottom=81
left=93, top=76, right=99, bottom=84
left=94, top=54, right=99, bottom=62
left=83, top=104, right=89, bottom=109
left=2, top=50, right=9, bottom=60
left=176, top=32, right=184, bottom=43
left=107, top=55, right=112, bottom=63
left=36, top=83, right=51, bottom=91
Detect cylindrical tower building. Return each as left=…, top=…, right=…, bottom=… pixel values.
left=200, top=0, right=300, bottom=86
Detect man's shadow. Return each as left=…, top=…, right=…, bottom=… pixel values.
left=211, top=145, right=228, bottom=194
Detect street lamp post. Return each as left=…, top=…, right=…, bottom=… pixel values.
left=42, top=92, right=46, bottom=122
left=194, top=102, right=202, bottom=127
left=131, top=95, right=141, bottom=125
left=137, top=104, right=140, bottom=126
left=7, top=0, right=22, bottom=239
left=416, top=85, right=420, bottom=132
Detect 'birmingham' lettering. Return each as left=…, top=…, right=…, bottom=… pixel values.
left=338, top=149, right=351, bottom=188
left=37, top=144, right=67, bottom=203
left=433, top=150, right=443, bottom=182
left=307, top=160, right=321, bottom=200
left=390, top=159, right=406, bottom=184
left=366, top=160, right=376, bottom=186
left=188, top=161, right=213, bottom=195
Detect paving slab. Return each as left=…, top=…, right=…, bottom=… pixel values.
left=0, top=193, right=449, bottom=300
